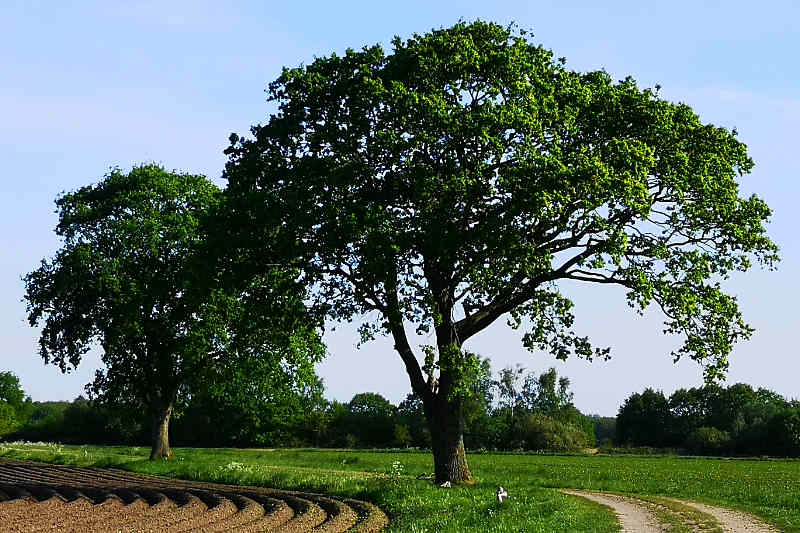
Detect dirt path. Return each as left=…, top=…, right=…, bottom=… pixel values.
left=676, top=500, right=779, bottom=533
left=560, top=490, right=667, bottom=532
left=561, top=489, right=779, bottom=533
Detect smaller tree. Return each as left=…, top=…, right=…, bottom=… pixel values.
left=0, top=372, right=26, bottom=411
left=524, top=367, right=574, bottom=415
left=0, top=372, right=27, bottom=436
left=25, top=165, right=322, bottom=459
left=344, top=392, right=397, bottom=447
left=462, top=355, right=494, bottom=449
left=393, top=423, right=412, bottom=447
left=590, top=416, right=616, bottom=445
left=495, top=365, right=525, bottom=422
left=768, top=406, right=800, bottom=457
left=396, top=393, right=430, bottom=448
left=0, top=403, right=18, bottom=437
left=616, top=388, right=674, bottom=447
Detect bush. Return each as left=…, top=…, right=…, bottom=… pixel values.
left=517, top=413, right=593, bottom=452
left=0, top=402, right=20, bottom=437
left=590, top=416, right=616, bottom=445
left=685, top=426, right=731, bottom=455
left=767, top=408, right=800, bottom=457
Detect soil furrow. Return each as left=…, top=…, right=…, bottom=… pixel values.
left=341, top=499, right=391, bottom=533
left=307, top=495, right=358, bottom=533
left=0, top=458, right=388, bottom=532
left=121, top=491, right=208, bottom=533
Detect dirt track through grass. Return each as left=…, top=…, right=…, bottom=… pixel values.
left=675, top=500, right=780, bottom=533
left=561, top=490, right=667, bottom=532
left=562, top=489, right=780, bottom=533
left=0, top=458, right=388, bottom=532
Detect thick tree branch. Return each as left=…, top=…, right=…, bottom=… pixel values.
left=384, top=265, right=428, bottom=401
left=455, top=230, right=622, bottom=341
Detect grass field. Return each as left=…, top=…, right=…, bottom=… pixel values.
left=1, top=443, right=798, bottom=532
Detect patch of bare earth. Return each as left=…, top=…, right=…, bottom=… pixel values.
left=0, top=458, right=388, bottom=533
left=561, top=489, right=780, bottom=533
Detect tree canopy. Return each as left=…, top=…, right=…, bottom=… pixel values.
left=223, top=20, right=777, bottom=482
left=0, top=372, right=25, bottom=412
left=0, top=372, right=27, bottom=436
left=25, top=165, right=323, bottom=458
left=617, top=383, right=800, bottom=456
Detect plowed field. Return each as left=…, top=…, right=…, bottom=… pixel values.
left=0, top=458, right=388, bottom=532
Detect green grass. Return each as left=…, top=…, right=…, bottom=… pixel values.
left=1, top=443, right=799, bottom=532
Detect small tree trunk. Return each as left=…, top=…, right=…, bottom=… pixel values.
left=150, top=402, right=173, bottom=460
left=428, top=394, right=473, bottom=484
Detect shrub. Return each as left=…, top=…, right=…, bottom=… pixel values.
left=767, top=408, right=800, bottom=457
left=685, top=426, right=731, bottom=455
left=517, top=413, right=593, bottom=452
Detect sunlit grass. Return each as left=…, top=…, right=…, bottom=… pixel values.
left=2, top=443, right=798, bottom=531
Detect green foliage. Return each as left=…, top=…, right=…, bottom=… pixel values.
left=516, top=413, right=594, bottom=451
left=685, top=427, right=732, bottom=455
left=521, top=367, right=575, bottom=415
left=24, top=165, right=324, bottom=457
left=618, top=384, right=799, bottom=456
left=486, top=365, right=595, bottom=449
left=23, top=401, right=70, bottom=427
left=590, top=416, right=617, bottom=445
left=225, top=19, right=776, bottom=382
left=393, top=423, right=412, bottom=447
left=173, top=366, right=325, bottom=448
left=0, top=372, right=27, bottom=436
left=396, top=393, right=431, bottom=448
left=223, top=19, right=776, bottom=480
left=495, top=365, right=525, bottom=415
left=616, top=388, right=674, bottom=447
left=0, top=403, right=19, bottom=436
left=768, top=407, right=800, bottom=457
left=343, top=393, right=397, bottom=448
left=8, top=397, right=143, bottom=444
left=0, top=372, right=26, bottom=412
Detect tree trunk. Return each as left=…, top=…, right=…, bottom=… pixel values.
left=387, top=265, right=474, bottom=483
left=427, top=392, right=473, bottom=484
left=149, top=402, right=173, bottom=460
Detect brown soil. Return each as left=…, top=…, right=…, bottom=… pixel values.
left=0, top=458, right=388, bottom=533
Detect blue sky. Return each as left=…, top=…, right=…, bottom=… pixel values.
left=2, top=1, right=798, bottom=415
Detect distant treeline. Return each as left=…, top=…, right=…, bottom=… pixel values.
left=0, top=366, right=599, bottom=452
left=5, top=368, right=797, bottom=457
left=616, top=384, right=800, bottom=457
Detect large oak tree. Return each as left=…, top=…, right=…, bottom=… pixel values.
left=25, top=165, right=323, bottom=459
left=223, top=21, right=778, bottom=483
